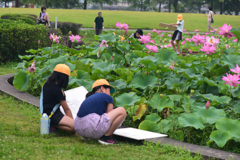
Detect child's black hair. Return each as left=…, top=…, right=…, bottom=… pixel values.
left=46, top=71, right=69, bottom=89
left=41, top=6, right=46, bottom=12
left=86, top=85, right=111, bottom=98
left=208, top=6, right=213, bottom=11
left=136, top=29, right=143, bottom=36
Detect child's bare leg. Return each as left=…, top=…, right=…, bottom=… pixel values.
left=56, top=116, right=75, bottom=133
left=177, top=40, right=180, bottom=52
left=171, top=40, right=176, bottom=50
left=105, top=107, right=126, bottom=136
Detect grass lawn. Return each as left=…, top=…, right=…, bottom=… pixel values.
left=0, top=62, right=18, bottom=76
left=1, top=8, right=240, bottom=32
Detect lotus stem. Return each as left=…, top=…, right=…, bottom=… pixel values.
left=201, top=109, right=208, bottom=146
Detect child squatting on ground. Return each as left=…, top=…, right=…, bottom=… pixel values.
left=74, top=79, right=127, bottom=145
left=42, top=64, right=75, bottom=133
left=170, top=14, right=184, bottom=55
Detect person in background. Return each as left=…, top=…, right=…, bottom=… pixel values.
left=38, top=6, right=50, bottom=28
left=205, top=7, right=215, bottom=33
left=74, top=79, right=126, bottom=145
left=43, top=64, right=75, bottom=133
left=129, top=29, right=143, bottom=39
left=170, top=14, right=184, bottom=55
left=94, top=12, right=104, bottom=35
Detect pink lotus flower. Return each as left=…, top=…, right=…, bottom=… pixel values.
left=38, top=40, right=41, bottom=44
left=189, top=49, right=192, bottom=53
left=183, top=29, right=186, bottom=32
left=181, top=41, right=186, bottom=45
left=138, top=35, right=151, bottom=44
left=205, top=32, right=209, bottom=35
left=111, top=56, right=113, bottom=61
left=160, top=45, right=168, bottom=48
left=100, top=40, right=108, bottom=47
left=157, top=30, right=163, bottom=34
left=167, top=34, right=172, bottom=37
left=233, top=39, right=238, bottom=42
left=219, top=23, right=235, bottom=39
left=195, top=29, right=199, bottom=32
left=206, top=101, right=210, bottom=109
left=210, top=31, right=215, bottom=33
left=230, top=64, right=240, bottom=75
left=214, top=29, right=218, bottom=32
left=28, top=60, right=36, bottom=73
left=169, top=61, right=175, bottom=69
left=146, top=44, right=158, bottom=53
left=185, top=38, right=192, bottom=42
left=205, top=36, right=220, bottom=47
left=200, top=44, right=216, bottom=55
left=166, top=31, right=169, bottom=33
left=69, top=34, right=81, bottom=43
left=147, top=33, right=151, bottom=36
left=150, top=40, right=155, bottom=43
left=116, top=22, right=129, bottom=34
left=192, top=34, right=205, bottom=45
left=187, top=32, right=190, bottom=34
left=152, top=29, right=157, bottom=32
left=50, top=33, right=60, bottom=43
left=167, top=43, right=172, bottom=48
left=225, top=44, right=230, bottom=49
left=161, top=34, right=164, bottom=37
left=222, top=73, right=240, bottom=87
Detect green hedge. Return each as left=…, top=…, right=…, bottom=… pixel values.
left=51, top=22, right=82, bottom=35
left=1, top=13, right=37, bottom=25
left=0, top=20, right=62, bottom=63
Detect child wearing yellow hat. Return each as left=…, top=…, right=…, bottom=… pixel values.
left=74, top=79, right=126, bottom=145
left=42, top=64, right=75, bottom=133
left=170, top=14, right=184, bottom=55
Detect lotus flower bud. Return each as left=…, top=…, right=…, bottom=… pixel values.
left=38, top=40, right=41, bottom=44
left=111, top=56, right=113, bottom=61
left=68, top=31, right=72, bottom=35
left=206, top=101, right=210, bottom=109
left=130, top=63, right=134, bottom=67
left=156, top=70, right=161, bottom=74
left=146, top=71, right=148, bottom=75
left=191, top=90, right=194, bottom=94
left=160, top=94, right=163, bottom=97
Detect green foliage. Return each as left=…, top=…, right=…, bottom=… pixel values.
left=1, top=13, right=37, bottom=25
left=13, top=71, right=31, bottom=91
left=230, top=28, right=240, bottom=40
left=52, top=22, right=82, bottom=35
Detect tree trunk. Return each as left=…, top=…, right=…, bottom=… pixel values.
left=5, top=1, right=7, bottom=7
left=220, top=2, right=223, bottom=15
left=16, top=0, right=19, bottom=7
left=83, top=0, right=87, bottom=9
left=173, top=0, right=178, bottom=12
left=211, top=0, right=213, bottom=8
left=141, top=0, right=143, bottom=11
left=45, top=0, right=47, bottom=7
left=168, top=0, right=171, bottom=12
left=235, top=0, right=239, bottom=15
left=159, top=2, right=161, bottom=12
left=65, top=0, right=68, bottom=9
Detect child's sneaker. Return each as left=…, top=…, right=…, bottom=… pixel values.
left=98, top=135, right=119, bottom=145
left=177, top=52, right=180, bottom=55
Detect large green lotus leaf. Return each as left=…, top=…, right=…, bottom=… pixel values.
left=101, top=53, right=111, bottom=61
left=115, top=92, right=141, bottom=108
left=210, top=131, right=232, bottom=148
left=19, top=55, right=35, bottom=60
left=13, top=71, right=31, bottom=91
left=181, top=97, right=195, bottom=113
left=46, top=56, right=75, bottom=71
left=76, top=79, right=95, bottom=92
left=168, top=95, right=183, bottom=101
left=230, top=28, right=240, bottom=40
left=130, top=74, right=158, bottom=90
left=215, top=118, right=240, bottom=139
left=177, top=68, right=201, bottom=79
left=233, top=104, right=240, bottom=114
left=145, top=113, right=161, bottom=123
left=75, top=61, right=91, bottom=73
left=98, top=33, right=117, bottom=42
left=164, top=78, right=185, bottom=90
left=178, top=113, right=204, bottom=130
left=114, top=55, right=125, bottom=65
left=109, top=79, right=127, bottom=90
left=158, top=119, right=173, bottom=133
left=169, top=130, right=184, bottom=142
left=199, top=94, right=231, bottom=105
left=126, top=105, right=138, bottom=117
left=133, top=50, right=148, bottom=58
left=138, top=120, right=162, bottom=133
left=196, top=77, right=217, bottom=86
left=133, top=103, right=147, bottom=121
left=116, top=43, right=130, bottom=53
left=220, top=53, right=240, bottom=69
left=92, top=61, right=117, bottom=75
left=68, top=77, right=80, bottom=85
left=125, top=53, right=138, bottom=65
left=193, top=106, right=226, bottom=125
left=154, top=49, right=178, bottom=65
left=134, top=56, right=159, bottom=66
left=115, top=68, right=134, bottom=83
left=76, top=70, right=90, bottom=80
left=149, top=95, right=174, bottom=112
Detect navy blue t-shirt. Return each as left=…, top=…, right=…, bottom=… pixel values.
left=77, top=93, right=113, bottom=118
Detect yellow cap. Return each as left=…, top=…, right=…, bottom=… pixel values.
left=92, top=79, right=116, bottom=95
left=53, top=64, right=70, bottom=76
left=177, top=14, right=183, bottom=21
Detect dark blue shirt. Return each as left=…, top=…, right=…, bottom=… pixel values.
left=77, top=93, right=113, bottom=118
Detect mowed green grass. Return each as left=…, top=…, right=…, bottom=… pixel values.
left=1, top=8, right=240, bottom=32
left=0, top=94, right=203, bottom=160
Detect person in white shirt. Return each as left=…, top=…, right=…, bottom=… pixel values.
left=170, top=14, right=184, bottom=55
left=205, top=7, right=214, bottom=33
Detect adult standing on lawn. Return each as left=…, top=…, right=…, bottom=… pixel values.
left=94, top=12, right=104, bottom=35
left=205, top=7, right=215, bottom=33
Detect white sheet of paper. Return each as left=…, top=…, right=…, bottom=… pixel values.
left=113, top=127, right=168, bottom=140
left=60, top=86, right=88, bottom=119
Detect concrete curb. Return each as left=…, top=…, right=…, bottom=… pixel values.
left=0, top=74, right=239, bottom=160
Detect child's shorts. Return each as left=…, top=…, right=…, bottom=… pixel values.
left=74, top=113, right=111, bottom=139
left=172, top=30, right=182, bottom=41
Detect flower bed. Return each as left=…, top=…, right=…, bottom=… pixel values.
left=13, top=23, right=240, bottom=153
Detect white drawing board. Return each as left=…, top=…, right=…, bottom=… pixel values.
left=60, top=86, right=88, bottom=119
left=113, top=127, right=168, bottom=140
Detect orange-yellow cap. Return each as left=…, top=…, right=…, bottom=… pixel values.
left=92, top=79, right=116, bottom=95
left=177, top=14, right=183, bottom=21
left=53, top=64, right=70, bottom=76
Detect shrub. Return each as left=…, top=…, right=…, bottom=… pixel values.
left=0, top=20, right=62, bottom=63
left=1, top=13, right=37, bottom=25
left=51, top=22, right=82, bottom=35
